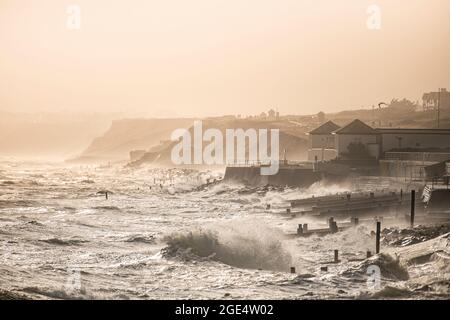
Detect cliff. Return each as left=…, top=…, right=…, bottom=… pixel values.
left=72, top=117, right=310, bottom=165
left=131, top=118, right=310, bottom=166
left=70, top=118, right=195, bottom=162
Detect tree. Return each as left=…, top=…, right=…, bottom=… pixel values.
left=388, top=98, right=418, bottom=113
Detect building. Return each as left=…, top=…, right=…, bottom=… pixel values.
left=334, top=119, right=380, bottom=159
left=378, top=128, right=450, bottom=153
left=422, top=88, right=450, bottom=111
left=307, top=121, right=340, bottom=161
left=307, top=119, right=450, bottom=178
left=268, top=109, right=276, bottom=119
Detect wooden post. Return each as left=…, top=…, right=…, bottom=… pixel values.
left=297, top=224, right=303, bottom=235
left=367, top=251, right=372, bottom=258
left=328, top=217, right=334, bottom=229
left=328, top=217, right=338, bottom=233
left=410, top=190, right=416, bottom=228
left=303, top=224, right=308, bottom=232
left=286, top=208, right=291, bottom=214
left=290, top=267, right=296, bottom=274
left=351, top=217, right=359, bottom=226
left=376, top=221, right=381, bottom=254
left=105, top=191, right=108, bottom=200
left=334, top=250, right=339, bottom=263
left=330, top=221, right=338, bottom=233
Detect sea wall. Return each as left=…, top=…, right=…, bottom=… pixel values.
left=224, top=166, right=322, bottom=187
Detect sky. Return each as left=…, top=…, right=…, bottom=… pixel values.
left=0, top=0, right=449, bottom=117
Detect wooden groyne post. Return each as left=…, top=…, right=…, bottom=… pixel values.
left=375, top=221, right=381, bottom=254
left=334, top=250, right=339, bottom=263
left=328, top=217, right=338, bottom=233
left=410, top=190, right=415, bottom=228
left=105, top=191, right=108, bottom=200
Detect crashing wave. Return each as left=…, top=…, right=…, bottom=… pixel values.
left=161, top=225, right=292, bottom=272
left=39, top=238, right=88, bottom=246
left=341, top=253, right=409, bottom=281
left=125, top=234, right=156, bottom=244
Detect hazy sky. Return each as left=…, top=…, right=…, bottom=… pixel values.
left=1, top=0, right=449, bottom=117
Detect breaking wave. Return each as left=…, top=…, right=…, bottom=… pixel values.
left=341, top=253, right=409, bottom=281
left=91, top=206, right=120, bottom=211
left=39, top=238, right=88, bottom=246
left=125, top=234, right=156, bottom=244
left=161, top=223, right=292, bottom=272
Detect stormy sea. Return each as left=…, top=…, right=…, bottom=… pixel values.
left=0, top=160, right=449, bottom=300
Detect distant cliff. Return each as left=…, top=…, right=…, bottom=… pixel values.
left=127, top=118, right=310, bottom=166
left=70, top=118, right=195, bottom=162
left=72, top=117, right=310, bottom=164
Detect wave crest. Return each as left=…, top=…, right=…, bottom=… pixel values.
left=162, top=224, right=292, bottom=272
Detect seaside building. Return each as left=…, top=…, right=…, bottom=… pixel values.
left=422, top=88, right=450, bottom=111
left=307, top=119, right=450, bottom=179
left=334, top=119, right=381, bottom=160
left=307, top=121, right=340, bottom=161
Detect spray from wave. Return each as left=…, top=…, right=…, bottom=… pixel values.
left=161, top=222, right=292, bottom=272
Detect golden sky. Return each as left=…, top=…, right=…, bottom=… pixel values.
left=1, top=0, right=449, bottom=117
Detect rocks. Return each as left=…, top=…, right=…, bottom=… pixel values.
left=382, top=224, right=450, bottom=247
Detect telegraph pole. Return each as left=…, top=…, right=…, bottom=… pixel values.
left=437, top=88, right=441, bottom=128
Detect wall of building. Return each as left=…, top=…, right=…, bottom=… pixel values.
left=381, top=133, right=450, bottom=153
left=384, top=151, right=450, bottom=162
left=223, top=166, right=321, bottom=187
left=367, top=143, right=381, bottom=159
left=308, top=148, right=338, bottom=162
left=379, top=160, right=435, bottom=179
left=309, top=134, right=335, bottom=149
left=336, top=134, right=378, bottom=156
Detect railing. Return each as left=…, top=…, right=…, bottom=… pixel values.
left=384, top=152, right=450, bottom=162
left=227, top=160, right=312, bottom=168
left=226, top=160, right=269, bottom=167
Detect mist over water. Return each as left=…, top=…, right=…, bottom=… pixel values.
left=0, top=161, right=448, bottom=299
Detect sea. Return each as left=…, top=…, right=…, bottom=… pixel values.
left=0, top=160, right=448, bottom=299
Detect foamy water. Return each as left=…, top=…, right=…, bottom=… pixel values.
left=0, top=161, right=448, bottom=299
